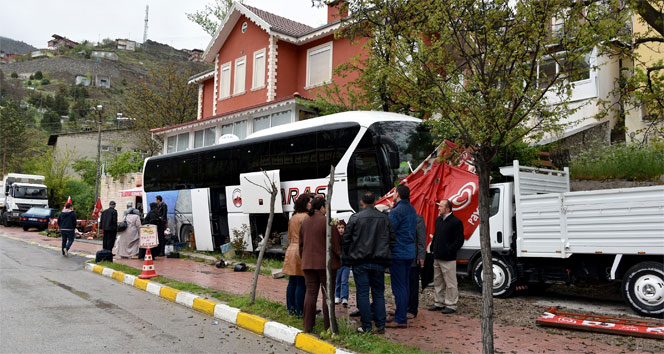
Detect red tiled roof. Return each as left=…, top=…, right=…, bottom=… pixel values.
left=244, top=4, right=314, bottom=36
left=150, top=95, right=311, bottom=134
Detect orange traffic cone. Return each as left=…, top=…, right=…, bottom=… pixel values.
left=138, top=248, right=159, bottom=279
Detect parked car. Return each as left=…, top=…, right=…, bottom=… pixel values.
left=19, top=207, right=57, bottom=231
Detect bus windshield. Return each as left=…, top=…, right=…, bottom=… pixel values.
left=13, top=185, right=48, bottom=199
left=368, top=121, right=435, bottom=184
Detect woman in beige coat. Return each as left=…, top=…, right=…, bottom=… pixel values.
left=117, top=209, right=141, bottom=258
left=282, top=194, right=311, bottom=317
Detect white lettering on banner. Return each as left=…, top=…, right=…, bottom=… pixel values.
left=467, top=208, right=480, bottom=226
left=558, top=317, right=577, bottom=324
left=647, top=327, right=664, bottom=334
left=449, top=182, right=476, bottom=211
left=582, top=320, right=615, bottom=328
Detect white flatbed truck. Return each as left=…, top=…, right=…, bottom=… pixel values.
left=457, top=161, right=664, bottom=317
left=1, top=174, right=49, bottom=226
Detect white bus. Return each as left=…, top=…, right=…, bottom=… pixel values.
left=142, top=111, right=434, bottom=252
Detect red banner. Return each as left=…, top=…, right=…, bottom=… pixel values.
left=536, top=310, right=664, bottom=339
left=91, top=198, right=103, bottom=218
left=376, top=142, right=479, bottom=247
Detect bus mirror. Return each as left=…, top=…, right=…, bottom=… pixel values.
left=389, top=151, right=400, bottom=169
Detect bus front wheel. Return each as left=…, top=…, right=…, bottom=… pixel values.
left=180, top=225, right=194, bottom=249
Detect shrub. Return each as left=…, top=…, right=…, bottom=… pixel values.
left=10, top=72, right=18, bottom=78
left=41, top=78, right=50, bottom=85
left=34, top=71, right=43, bottom=80
left=29, top=74, right=34, bottom=80
left=570, top=142, right=664, bottom=181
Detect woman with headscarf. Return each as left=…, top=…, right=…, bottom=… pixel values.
left=282, top=194, right=312, bottom=317
left=299, top=196, right=341, bottom=332
left=117, top=208, right=141, bottom=258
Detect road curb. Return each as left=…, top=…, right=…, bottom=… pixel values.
left=85, top=263, right=352, bottom=354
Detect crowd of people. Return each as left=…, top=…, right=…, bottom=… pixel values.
left=283, top=185, right=466, bottom=333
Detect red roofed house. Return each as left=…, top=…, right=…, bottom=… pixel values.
left=151, top=1, right=365, bottom=154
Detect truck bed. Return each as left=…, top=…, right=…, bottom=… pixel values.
left=504, top=160, right=664, bottom=258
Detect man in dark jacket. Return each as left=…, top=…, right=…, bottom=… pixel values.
left=429, top=199, right=464, bottom=314
left=342, top=192, right=395, bottom=333
left=155, top=195, right=167, bottom=256
left=100, top=201, right=118, bottom=251
left=386, top=184, right=417, bottom=328
left=58, top=203, right=77, bottom=257
left=407, top=214, right=427, bottom=318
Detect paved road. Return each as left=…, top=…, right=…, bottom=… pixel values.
left=0, top=235, right=303, bottom=354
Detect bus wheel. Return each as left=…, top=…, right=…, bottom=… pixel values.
left=472, top=256, right=516, bottom=298
left=180, top=225, right=194, bottom=249
left=622, top=262, right=664, bottom=318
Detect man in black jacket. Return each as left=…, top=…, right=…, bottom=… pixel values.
left=342, top=192, right=395, bottom=333
left=428, top=199, right=464, bottom=314
left=155, top=195, right=167, bottom=256
left=58, top=203, right=77, bottom=257
left=100, top=201, right=118, bottom=251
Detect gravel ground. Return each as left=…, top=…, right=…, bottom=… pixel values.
left=405, top=277, right=664, bottom=353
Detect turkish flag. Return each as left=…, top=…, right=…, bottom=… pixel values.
left=376, top=142, right=479, bottom=247
left=63, top=196, right=73, bottom=211
left=91, top=198, right=103, bottom=218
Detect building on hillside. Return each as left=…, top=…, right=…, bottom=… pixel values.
left=151, top=1, right=360, bottom=154
left=95, top=75, right=111, bottom=88
left=116, top=39, right=136, bottom=51
left=48, top=34, right=79, bottom=49
left=47, top=128, right=144, bottom=175
left=30, top=50, right=52, bottom=59
left=625, top=13, right=664, bottom=144
left=90, top=50, right=119, bottom=61
left=100, top=173, right=145, bottom=216
left=75, top=75, right=91, bottom=86
left=187, top=49, right=204, bottom=62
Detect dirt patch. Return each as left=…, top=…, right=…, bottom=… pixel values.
left=571, top=179, right=659, bottom=191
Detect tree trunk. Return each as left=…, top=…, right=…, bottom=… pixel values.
left=325, top=165, right=338, bottom=333
left=477, top=158, right=494, bottom=354
left=249, top=181, right=277, bottom=305
left=2, top=137, right=6, bottom=177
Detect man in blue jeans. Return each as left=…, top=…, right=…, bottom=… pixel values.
left=386, top=184, right=417, bottom=329
left=342, top=192, right=395, bottom=333
left=58, top=203, right=77, bottom=257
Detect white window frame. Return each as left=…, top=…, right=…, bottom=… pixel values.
left=252, top=48, right=266, bottom=91
left=219, top=61, right=231, bottom=100
left=233, top=56, right=246, bottom=96
left=305, top=41, right=333, bottom=89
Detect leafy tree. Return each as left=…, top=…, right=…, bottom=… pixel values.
left=125, top=62, right=199, bottom=155
left=320, top=1, right=626, bottom=352
left=0, top=101, right=30, bottom=175
left=25, top=149, right=74, bottom=210
left=52, top=85, right=69, bottom=116
left=41, top=78, right=50, bottom=85
left=105, top=151, right=144, bottom=179
left=73, top=159, right=97, bottom=187
left=10, top=72, right=18, bottom=78
left=186, top=0, right=242, bottom=35
left=34, top=71, right=43, bottom=80
left=63, top=179, right=95, bottom=219
left=41, top=110, right=62, bottom=133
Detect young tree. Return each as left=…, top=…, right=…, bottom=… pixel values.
left=125, top=62, right=199, bottom=155
left=318, top=1, right=626, bottom=352
left=105, top=151, right=144, bottom=179
left=186, top=0, right=242, bottom=36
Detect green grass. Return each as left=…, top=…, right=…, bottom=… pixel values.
left=95, top=261, right=429, bottom=353
left=570, top=142, right=664, bottom=180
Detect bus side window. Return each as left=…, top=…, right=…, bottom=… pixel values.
left=347, top=131, right=381, bottom=211
left=270, top=133, right=317, bottom=181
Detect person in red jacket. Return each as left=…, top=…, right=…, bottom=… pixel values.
left=299, top=196, right=341, bottom=333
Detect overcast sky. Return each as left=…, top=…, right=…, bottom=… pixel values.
left=0, top=0, right=327, bottom=50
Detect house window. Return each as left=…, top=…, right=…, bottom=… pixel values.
left=234, top=56, right=246, bottom=95
left=220, top=62, right=231, bottom=99
left=176, top=132, right=189, bottom=152
left=252, top=49, right=266, bottom=90
left=538, top=52, right=590, bottom=88
left=253, top=115, right=270, bottom=132
left=234, top=120, right=247, bottom=139
left=194, top=130, right=205, bottom=148
left=221, top=123, right=233, bottom=136
left=167, top=136, right=176, bottom=153
left=271, top=110, right=291, bottom=127
left=204, top=127, right=216, bottom=146
left=306, top=42, right=333, bottom=88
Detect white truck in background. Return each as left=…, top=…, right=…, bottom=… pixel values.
left=457, top=161, right=664, bottom=317
left=1, top=174, right=49, bottom=226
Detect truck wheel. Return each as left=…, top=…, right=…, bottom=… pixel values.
left=180, top=225, right=194, bottom=249
left=23, top=226, right=29, bottom=231
left=622, top=262, right=664, bottom=318
left=472, top=256, right=517, bottom=298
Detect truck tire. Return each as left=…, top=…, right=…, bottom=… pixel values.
left=23, top=226, right=29, bottom=231
left=180, top=225, right=194, bottom=249
left=472, top=256, right=517, bottom=298
left=621, top=261, right=664, bottom=318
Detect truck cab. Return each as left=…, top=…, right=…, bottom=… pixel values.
left=1, top=174, right=49, bottom=226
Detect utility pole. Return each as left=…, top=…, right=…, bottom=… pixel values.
left=94, top=104, right=103, bottom=214
left=143, top=5, right=149, bottom=48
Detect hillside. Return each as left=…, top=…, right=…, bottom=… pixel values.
left=0, top=36, right=36, bottom=54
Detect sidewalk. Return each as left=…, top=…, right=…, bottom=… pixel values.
left=1, top=227, right=631, bottom=353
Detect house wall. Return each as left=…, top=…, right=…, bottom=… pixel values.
left=215, top=15, right=270, bottom=115
left=100, top=173, right=144, bottom=215
left=274, top=41, right=299, bottom=98
left=202, top=79, right=215, bottom=118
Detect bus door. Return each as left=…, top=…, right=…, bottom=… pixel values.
left=209, top=187, right=229, bottom=249
left=191, top=188, right=214, bottom=251
left=225, top=185, right=253, bottom=251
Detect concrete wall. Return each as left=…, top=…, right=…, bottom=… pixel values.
left=99, top=173, right=144, bottom=215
